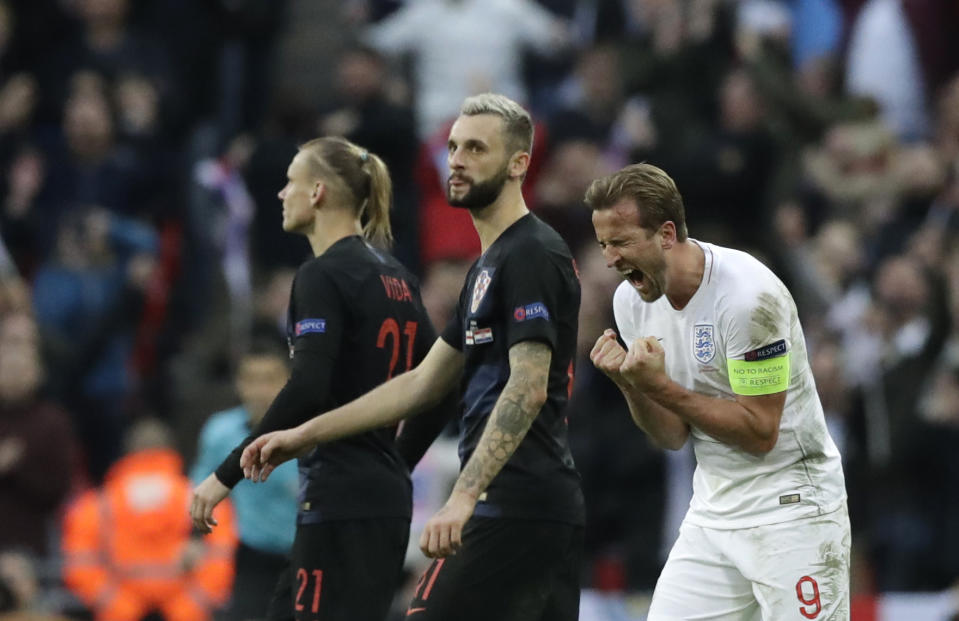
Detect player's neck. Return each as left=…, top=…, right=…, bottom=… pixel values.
left=306, top=214, right=363, bottom=257
left=469, top=185, right=529, bottom=253
left=665, top=240, right=705, bottom=310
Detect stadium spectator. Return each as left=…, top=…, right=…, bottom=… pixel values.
left=62, top=419, right=237, bottom=621
left=365, top=0, right=571, bottom=139
left=189, top=336, right=297, bottom=621
left=0, top=312, right=75, bottom=556
left=32, top=208, right=157, bottom=481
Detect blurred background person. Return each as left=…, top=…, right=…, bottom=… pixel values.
left=0, top=550, right=74, bottom=621
left=62, top=419, right=237, bottom=621
left=190, top=334, right=297, bottom=621
left=315, top=44, right=420, bottom=272
left=0, top=312, right=76, bottom=558
left=32, top=208, right=157, bottom=482
left=364, top=0, right=572, bottom=140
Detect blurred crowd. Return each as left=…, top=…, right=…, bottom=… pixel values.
left=1, top=0, right=958, bottom=618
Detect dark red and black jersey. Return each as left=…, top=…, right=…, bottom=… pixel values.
left=440, top=214, right=585, bottom=525
left=217, top=236, right=435, bottom=523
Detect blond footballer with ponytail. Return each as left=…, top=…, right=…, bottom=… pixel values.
left=294, top=137, right=394, bottom=252
left=194, top=133, right=438, bottom=621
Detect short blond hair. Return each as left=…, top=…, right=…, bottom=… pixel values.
left=460, top=93, right=534, bottom=155
left=584, top=163, right=688, bottom=241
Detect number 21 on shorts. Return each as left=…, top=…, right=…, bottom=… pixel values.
left=295, top=568, right=323, bottom=614
left=796, top=575, right=821, bottom=619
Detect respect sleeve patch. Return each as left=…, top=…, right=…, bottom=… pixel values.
left=295, top=319, right=327, bottom=336
left=743, top=339, right=787, bottom=361
left=513, top=302, right=550, bottom=322
left=727, top=340, right=790, bottom=395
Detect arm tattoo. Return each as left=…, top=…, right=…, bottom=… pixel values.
left=454, top=341, right=552, bottom=498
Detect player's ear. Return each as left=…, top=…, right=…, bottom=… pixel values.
left=660, top=221, right=677, bottom=249
left=311, top=181, right=326, bottom=207
left=508, top=150, right=530, bottom=180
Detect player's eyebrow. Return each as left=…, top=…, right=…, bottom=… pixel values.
left=448, top=138, right=488, bottom=150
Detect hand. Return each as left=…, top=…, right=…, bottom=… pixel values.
left=590, top=329, right=628, bottom=385
left=189, top=473, right=230, bottom=534
left=419, top=491, right=477, bottom=558
left=241, top=428, right=311, bottom=482
left=620, top=336, right=669, bottom=392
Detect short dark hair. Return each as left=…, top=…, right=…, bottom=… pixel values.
left=245, top=324, right=290, bottom=362
left=584, top=163, right=688, bottom=241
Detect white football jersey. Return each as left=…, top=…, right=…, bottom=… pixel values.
left=613, top=241, right=846, bottom=529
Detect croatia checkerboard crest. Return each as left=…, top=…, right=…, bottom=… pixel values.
left=470, top=268, right=493, bottom=313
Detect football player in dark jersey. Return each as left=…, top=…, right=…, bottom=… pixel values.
left=190, top=137, right=445, bottom=621
left=243, top=94, right=585, bottom=621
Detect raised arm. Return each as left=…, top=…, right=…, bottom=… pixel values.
left=620, top=334, right=785, bottom=456
left=591, top=330, right=690, bottom=450
left=243, top=337, right=463, bottom=479
left=418, top=339, right=551, bottom=558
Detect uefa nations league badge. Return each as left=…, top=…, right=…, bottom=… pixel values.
left=693, top=324, right=715, bottom=364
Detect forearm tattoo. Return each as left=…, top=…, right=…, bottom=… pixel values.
left=454, top=341, right=552, bottom=498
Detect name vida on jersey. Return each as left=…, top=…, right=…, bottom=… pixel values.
left=380, top=275, right=413, bottom=302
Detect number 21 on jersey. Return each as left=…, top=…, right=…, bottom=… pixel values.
left=377, top=318, right=418, bottom=380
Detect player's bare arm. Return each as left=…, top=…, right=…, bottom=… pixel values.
left=591, top=330, right=689, bottom=450
left=419, top=340, right=551, bottom=559
left=456, top=340, right=551, bottom=497
left=242, top=338, right=463, bottom=480
left=649, top=386, right=785, bottom=455
left=622, top=335, right=785, bottom=455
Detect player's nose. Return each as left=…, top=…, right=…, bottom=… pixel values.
left=602, top=246, right=620, bottom=268
left=448, top=147, right=466, bottom=170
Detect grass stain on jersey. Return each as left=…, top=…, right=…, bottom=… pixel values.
left=749, top=292, right=784, bottom=348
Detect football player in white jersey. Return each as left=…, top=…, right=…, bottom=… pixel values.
left=585, top=163, right=850, bottom=621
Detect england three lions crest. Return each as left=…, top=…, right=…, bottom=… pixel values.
left=693, top=324, right=715, bottom=364
left=470, top=268, right=494, bottom=314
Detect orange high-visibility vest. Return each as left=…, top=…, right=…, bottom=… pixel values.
left=63, top=449, right=237, bottom=621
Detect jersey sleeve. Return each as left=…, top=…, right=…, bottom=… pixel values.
left=289, top=263, right=345, bottom=355
left=440, top=284, right=466, bottom=351
left=500, top=247, right=568, bottom=351
left=719, top=281, right=793, bottom=396
left=214, top=263, right=346, bottom=488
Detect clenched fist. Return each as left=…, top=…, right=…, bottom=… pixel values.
left=590, top=330, right=668, bottom=392
left=590, top=329, right=629, bottom=385
left=621, top=336, right=667, bottom=392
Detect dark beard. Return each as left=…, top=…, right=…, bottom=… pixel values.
left=447, top=164, right=510, bottom=209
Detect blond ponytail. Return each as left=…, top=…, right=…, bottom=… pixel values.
left=299, top=137, right=396, bottom=249
left=361, top=151, right=393, bottom=248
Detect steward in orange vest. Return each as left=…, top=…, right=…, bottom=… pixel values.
left=63, top=420, right=237, bottom=621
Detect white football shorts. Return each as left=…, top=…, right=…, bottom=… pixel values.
left=647, top=505, right=851, bottom=620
